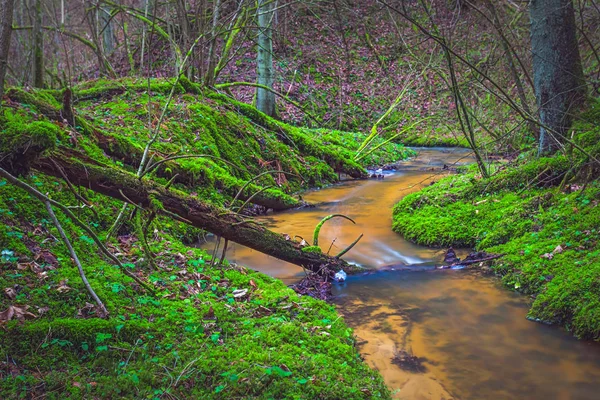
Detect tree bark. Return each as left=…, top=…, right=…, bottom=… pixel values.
left=256, top=0, right=276, bottom=117
left=204, top=0, right=221, bottom=86
left=0, top=0, right=14, bottom=100
left=530, top=0, right=585, bottom=155
left=100, top=6, right=115, bottom=55
left=32, top=148, right=361, bottom=275
left=32, top=0, right=43, bottom=88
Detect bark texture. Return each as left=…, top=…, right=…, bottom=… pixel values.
left=256, top=0, right=276, bottom=117
left=530, top=0, right=585, bottom=155
left=32, top=149, right=362, bottom=275
left=0, top=0, right=15, bottom=100
left=32, top=0, right=43, bottom=88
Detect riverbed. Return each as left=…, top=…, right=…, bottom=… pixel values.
left=203, top=148, right=600, bottom=399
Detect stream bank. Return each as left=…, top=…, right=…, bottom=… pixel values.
left=204, top=147, right=600, bottom=399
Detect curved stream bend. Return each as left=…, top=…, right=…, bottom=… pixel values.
left=203, top=148, right=600, bottom=400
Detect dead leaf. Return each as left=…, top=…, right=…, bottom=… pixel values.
left=204, top=306, right=215, bottom=320
left=37, top=306, right=49, bottom=316
left=76, top=302, right=96, bottom=318
left=0, top=305, right=37, bottom=323
left=256, top=305, right=272, bottom=315
left=16, top=263, right=29, bottom=271
left=553, top=245, right=564, bottom=254
left=34, top=250, right=59, bottom=267
left=4, top=287, right=16, bottom=300
left=232, top=289, right=248, bottom=299
left=249, top=280, right=257, bottom=290
left=57, top=280, right=72, bottom=293
left=540, top=253, right=553, bottom=260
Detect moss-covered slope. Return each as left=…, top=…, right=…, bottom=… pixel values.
left=0, top=79, right=398, bottom=398
left=5, top=78, right=413, bottom=212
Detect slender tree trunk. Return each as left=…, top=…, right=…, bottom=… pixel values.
left=32, top=0, right=43, bottom=88
left=100, top=6, right=115, bottom=55
left=204, top=0, right=221, bottom=86
left=0, top=0, right=15, bottom=100
left=256, top=0, right=276, bottom=117
left=530, top=0, right=585, bottom=155
left=175, top=0, right=192, bottom=79
left=139, top=0, right=152, bottom=72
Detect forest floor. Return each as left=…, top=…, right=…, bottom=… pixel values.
left=0, top=79, right=415, bottom=399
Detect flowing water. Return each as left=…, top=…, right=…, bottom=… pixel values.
left=203, top=148, right=600, bottom=399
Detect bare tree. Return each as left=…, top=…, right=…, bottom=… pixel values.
left=0, top=0, right=14, bottom=99
left=32, top=0, right=44, bottom=87
left=256, top=0, right=276, bottom=117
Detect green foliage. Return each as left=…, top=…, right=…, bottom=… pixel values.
left=0, top=80, right=393, bottom=399
left=392, top=129, right=600, bottom=339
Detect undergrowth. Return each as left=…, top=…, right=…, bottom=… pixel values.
left=0, top=80, right=395, bottom=398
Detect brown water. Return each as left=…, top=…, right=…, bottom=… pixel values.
left=204, top=148, right=600, bottom=399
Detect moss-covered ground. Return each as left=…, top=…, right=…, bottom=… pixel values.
left=0, top=79, right=400, bottom=398
left=392, top=101, right=600, bottom=339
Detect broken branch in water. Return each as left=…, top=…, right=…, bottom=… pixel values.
left=438, top=247, right=505, bottom=269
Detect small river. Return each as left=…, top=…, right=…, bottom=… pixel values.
left=204, top=148, right=600, bottom=399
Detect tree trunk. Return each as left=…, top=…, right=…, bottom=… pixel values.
left=203, top=0, right=221, bottom=86
left=100, top=6, right=115, bottom=55
left=32, top=0, right=43, bottom=88
left=0, top=0, right=15, bottom=100
left=530, top=0, right=585, bottom=155
left=32, top=148, right=361, bottom=275
left=256, top=0, right=276, bottom=117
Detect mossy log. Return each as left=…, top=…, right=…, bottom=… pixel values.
left=33, top=149, right=366, bottom=275
left=6, top=89, right=303, bottom=211
left=85, top=123, right=303, bottom=211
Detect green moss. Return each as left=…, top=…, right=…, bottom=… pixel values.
left=302, top=245, right=322, bottom=253
left=392, top=124, right=600, bottom=339
left=0, top=79, right=392, bottom=399
left=0, top=110, right=61, bottom=175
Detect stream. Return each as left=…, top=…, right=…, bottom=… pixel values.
left=204, top=148, right=600, bottom=399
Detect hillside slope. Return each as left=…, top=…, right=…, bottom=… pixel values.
left=0, top=79, right=411, bottom=398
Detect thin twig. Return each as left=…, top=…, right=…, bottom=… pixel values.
left=44, top=200, right=108, bottom=317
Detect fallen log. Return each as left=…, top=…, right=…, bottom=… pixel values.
left=32, top=148, right=365, bottom=275
left=437, top=248, right=505, bottom=269
left=6, top=88, right=303, bottom=211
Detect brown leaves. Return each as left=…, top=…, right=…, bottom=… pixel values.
left=541, top=244, right=565, bottom=260
left=34, top=250, right=59, bottom=268
left=3, top=287, right=16, bottom=300
left=77, top=302, right=97, bottom=318
left=56, top=280, right=72, bottom=293
left=0, top=305, right=37, bottom=323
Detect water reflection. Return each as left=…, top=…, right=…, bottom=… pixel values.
left=201, top=148, right=600, bottom=399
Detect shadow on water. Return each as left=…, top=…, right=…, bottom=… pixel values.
left=200, top=148, right=600, bottom=399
